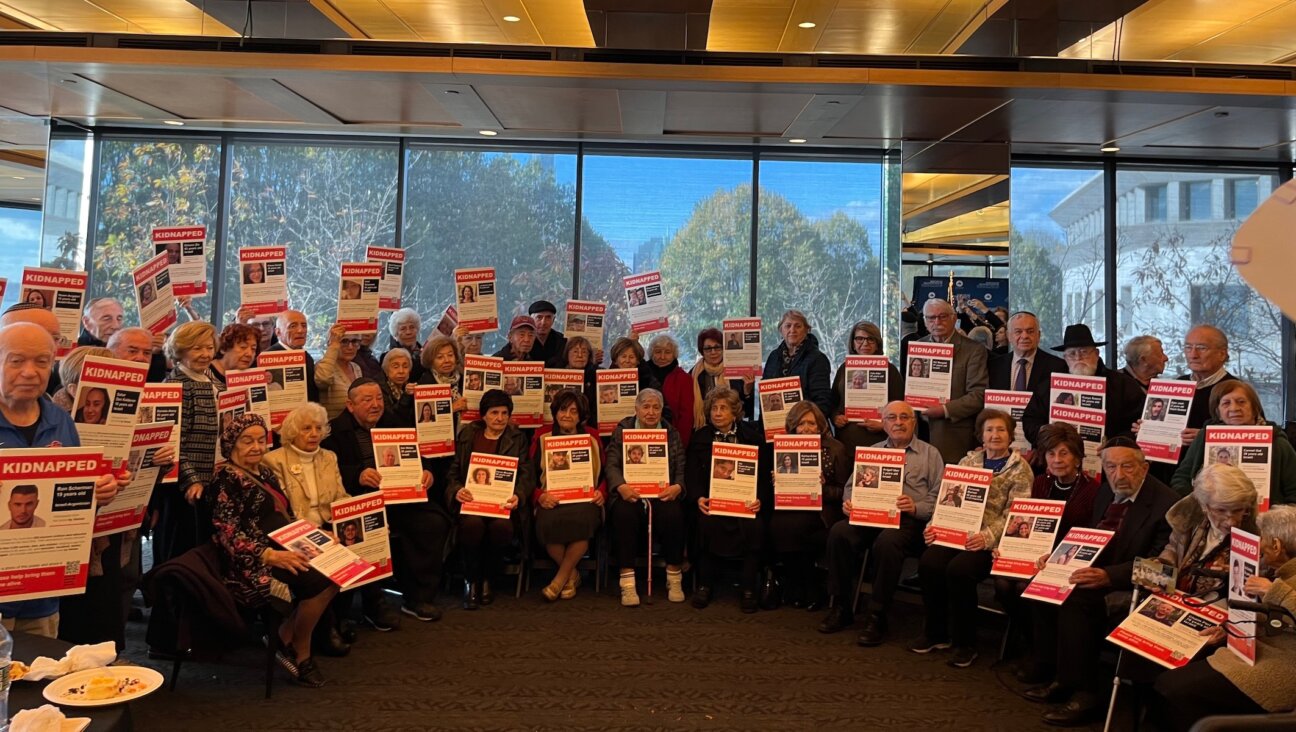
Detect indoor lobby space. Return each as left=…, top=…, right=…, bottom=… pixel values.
left=1, top=2, right=1295, bottom=731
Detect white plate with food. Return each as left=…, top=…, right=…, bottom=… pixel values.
left=42, top=666, right=164, bottom=707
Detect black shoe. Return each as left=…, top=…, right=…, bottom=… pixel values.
left=1042, top=691, right=1101, bottom=727
left=338, top=619, right=358, bottom=644
left=480, top=580, right=494, bottom=606
left=401, top=601, right=442, bottom=622
left=691, top=585, right=713, bottom=609
left=947, top=646, right=978, bottom=668
left=1025, top=681, right=1072, bottom=704
left=294, top=657, right=326, bottom=688
left=856, top=613, right=887, bottom=647
left=818, top=605, right=853, bottom=634
left=462, top=580, right=480, bottom=611
left=272, top=637, right=298, bottom=678
left=759, top=570, right=780, bottom=611
left=907, top=635, right=952, bottom=654
left=740, top=590, right=759, bottom=614
left=362, top=602, right=401, bottom=632
left=315, top=626, right=351, bottom=657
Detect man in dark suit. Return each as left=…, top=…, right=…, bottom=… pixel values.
left=1022, top=436, right=1179, bottom=726
left=903, top=298, right=987, bottom=464
left=988, top=311, right=1067, bottom=392
left=1021, top=324, right=1145, bottom=446
left=259, top=310, right=319, bottom=403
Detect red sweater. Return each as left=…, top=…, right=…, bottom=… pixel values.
left=660, top=367, right=695, bottom=448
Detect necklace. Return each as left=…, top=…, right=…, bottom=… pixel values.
left=1052, top=475, right=1078, bottom=493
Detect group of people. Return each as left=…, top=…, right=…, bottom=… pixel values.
left=0, top=288, right=1292, bottom=731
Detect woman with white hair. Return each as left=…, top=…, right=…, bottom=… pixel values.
left=1152, top=504, right=1296, bottom=729
left=380, top=348, right=416, bottom=426
left=605, top=388, right=687, bottom=607
left=383, top=307, right=425, bottom=382
left=762, top=310, right=833, bottom=417
left=644, top=334, right=695, bottom=447
left=1159, top=463, right=1259, bottom=600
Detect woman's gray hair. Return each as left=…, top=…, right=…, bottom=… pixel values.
left=647, top=334, right=678, bottom=359
left=636, top=388, right=664, bottom=408
left=279, top=402, right=330, bottom=446
left=967, top=325, right=994, bottom=350
left=388, top=308, right=422, bottom=339
left=1192, top=463, right=1258, bottom=511
left=382, top=347, right=412, bottom=369
left=1258, top=505, right=1296, bottom=556
left=779, top=309, right=811, bottom=332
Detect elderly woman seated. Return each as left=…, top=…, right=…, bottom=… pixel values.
left=1159, top=463, right=1258, bottom=601
left=380, top=348, right=416, bottom=426
left=1152, top=504, right=1296, bottom=730
left=210, top=413, right=338, bottom=688
left=384, top=307, right=425, bottom=382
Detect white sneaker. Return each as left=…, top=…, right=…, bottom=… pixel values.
left=666, top=570, right=685, bottom=603
left=619, top=576, right=640, bottom=607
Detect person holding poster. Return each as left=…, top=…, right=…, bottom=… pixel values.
left=1172, top=380, right=1296, bottom=506
left=914, top=409, right=1032, bottom=668
left=152, top=225, right=207, bottom=296
left=378, top=349, right=416, bottom=426
left=207, top=323, right=261, bottom=389
left=260, top=310, right=321, bottom=404
left=769, top=400, right=851, bottom=609
left=831, top=320, right=901, bottom=452
left=903, top=298, right=988, bottom=465
left=447, top=389, right=533, bottom=611
left=316, top=326, right=365, bottom=420
left=207, top=412, right=338, bottom=688
left=606, top=388, right=687, bottom=607
left=453, top=267, right=498, bottom=333
left=237, top=246, right=288, bottom=316
left=1024, top=437, right=1180, bottom=727
left=132, top=252, right=177, bottom=335
left=21, top=266, right=88, bottom=355
left=526, top=300, right=569, bottom=368
left=1156, top=464, right=1258, bottom=602
left=1021, top=324, right=1145, bottom=447
left=321, top=378, right=445, bottom=627
left=762, top=310, right=833, bottom=417
left=531, top=390, right=604, bottom=602
left=622, top=271, right=669, bottom=334
left=1151, top=505, right=1296, bottom=730
left=820, top=401, right=944, bottom=646
left=383, top=308, right=426, bottom=383
left=686, top=387, right=768, bottom=612
left=690, top=328, right=755, bottom=422
left=160, top=321, right=221, bottom=565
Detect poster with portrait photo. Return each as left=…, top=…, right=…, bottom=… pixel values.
left=238, top=246, right=288, bottom=316
left=371, top=428, right=424, bottom=504
left=623, top=271, right=669, bottom=335
left=757, top=376, right=802, bottom=442
left=20, top=266, right=87, bottom=356
left=413, top=384, right=455, bottom=458
left=94, top=422, right=173, bottom=537
left=453, top=267, right=498, bottom=333
left=903, top=342, right=953, bottom=411
left=621, top=429, right=669, bottom=498
left=721, top=318, right=762, bottom=378
left=462, top=354, right=504, bottom=423
left=132, top=251, right=177, bottom=335
left=461, top=452, right=519, bottom=519
left=1022, top=528, right=1114, bottom=604
left=1228, top=528, right=1260, bottom=665
left=843, top=355, right=891, bottom=422
left=225, top=368, right=272, bottom=423
left=268, top=519, right=375, bottom=589
left=542, top=369, right=585, bottom=425
left=365, top=245, right=405, bottom=311
left=255, top=348, right=307, bottom=431
left=0, top=447, right=104, bottom=602
left=848, top=447, right=907, bottom=528
left=335, top=262, right=382, bottom=334
left=542, top=434, right=598, bottom=504
left=1137, top=379, right=1197, bottom=464
left=564, top=300, right=606, bottom=352
left=152, top=225, right=207, bottom=296
left=596, top=368, right=638, bottom=436
left=772, top=434, right=821, bottom=510
left=1205, top=426, right=1274, bottom=512
left=709, top=442, right=759, bottom=518
left=139, top=383, right=182, bottom=483
left=502, top=361, right=544, bottom=427
left=330, top=493, right=392, bottom=588
left=992, top=499, right=1066, bottom=579
left=72, top=355, right=149, bottom=467
left=1107, top=592, right=1227, bottom=669
left=214, top=389, right=249, bottom=466
left=928, top=465, right=994, bottom=549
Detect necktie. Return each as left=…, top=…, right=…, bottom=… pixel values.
left=1014, top=358, right=1027, bottom=391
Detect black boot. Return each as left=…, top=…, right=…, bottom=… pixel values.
left=759, top=568, right=781, bottom=611
left=480, top=579, right=494, bottom=606
left=462, top=579, right=481, bottom=611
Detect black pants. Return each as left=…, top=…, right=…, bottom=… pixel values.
left=611, top=498, right=684, bottom=569
left=1151, top=660, right=1264, bottom=731
left=1037, top=586, right=1129, bottom=690
left=388, top=503, right=451, bottom=605
left=696, top=513, right=764, bottom=592
left=59, top=533, right=125, bottom=651
left=918, top=545, right=993, bottom=647
left=457, top=514, right=516, bottom=582
left=825, top=517, right=925, bottom=614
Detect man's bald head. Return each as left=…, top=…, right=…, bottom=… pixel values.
left=0, top=323, right=56, bottom=406
left=275, top=310, right=307, bottom=349
left=1, top=306, right=61, bottom=340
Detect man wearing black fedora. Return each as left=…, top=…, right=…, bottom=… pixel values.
left=1021, top=324, right=1145, bottom=446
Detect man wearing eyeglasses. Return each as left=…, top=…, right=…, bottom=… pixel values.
left=988, top=311, right=1067, bottom=392
left=902, top=298, right=988, bottom=464
left=1176, top=325, right=1238, bottom=445
left=1021, top=323, right=1145, bottom=446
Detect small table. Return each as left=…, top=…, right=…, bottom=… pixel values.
left=8, top=632, right=132, bottom=732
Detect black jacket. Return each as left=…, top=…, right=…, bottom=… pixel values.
left=445, top=420, right=535, bottom=510
left=260, top=342, right=318, bottom=403
left=77, top=329, right=169, bottom=383
left=686, top=420, right=773, bottom=515
left=1088, top=473, right=1179, bottom=590
left=380, top=336, right=425, bottom=383
left=142, top=543, right=248, bottom=656
left=1021, top=361, right=1145, bottom=446
left=534, top=328, right=568, bottom=368
left=605, top=416, right=687, bottom=500
left=762, top=332, right=834, bottom=417
left=1176, top=371, right=1239, bottom=431
left=988, top=349, right=1068, bottom=392
left=320, top=409, right=375, bottom=496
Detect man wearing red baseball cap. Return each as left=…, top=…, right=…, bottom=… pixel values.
left=494, top=314, right=538, bottom=362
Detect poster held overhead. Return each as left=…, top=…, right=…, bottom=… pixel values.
left=365, top=246, right=405, bottom=311
left=564, top=300, right=606, bottom=352
left=335, top=263, right=382, bottom=335
left=237, top=246, right=288, bottom=316
left=623, top=271, right=669, bottom=334
left=721, top=318, right=762, bottom=378
left=152, top=225, right=207, bottom=296
left=454, top=268, right=498, bottom=333
left=132, top=252, right=177, bottom=335
left=19, top=267, right=87, bottom=356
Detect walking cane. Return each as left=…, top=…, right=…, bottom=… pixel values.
left=645, top=497, right=653, bottom=603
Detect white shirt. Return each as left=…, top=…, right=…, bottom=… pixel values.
left=1191, top=367, right=1230, bottom=390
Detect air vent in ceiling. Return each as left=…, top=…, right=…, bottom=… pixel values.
left=0, top=33, right=87, bottom=47
left=453, top=48, right=553, bottom=61
left=1193, top=66, right=1293, bottom=80
left=1091, top=63, right=1194, bottom=77
left=351, top=44, right=451, bottom=58
left=116, top=37, right=220, bottom=51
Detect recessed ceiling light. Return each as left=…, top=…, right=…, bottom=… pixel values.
left=163, top=120, right=185, bottom=126
left=479, top=130, right=499, bottom=136
left=798, top=21, right=816, bottom=29
left=502, top=15, right=520, bottom=22
left=58, top=78, right=77, bottom=84
left=788, top=138, right=807, bottom=144
left=1100, top=144, right=1120, bottom=153
left=11, top=176, right=25, bottom=181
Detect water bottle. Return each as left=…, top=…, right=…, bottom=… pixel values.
left=0, top=617, right=11, bottom=732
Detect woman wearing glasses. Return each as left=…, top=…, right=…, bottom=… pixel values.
left=830, top=321, right=902, bottom=452
left=690, top=328, right=755, bottom=425
left=316, top=325, right=365, bottom=419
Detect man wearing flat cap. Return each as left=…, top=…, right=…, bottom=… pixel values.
left=525, top=300, right=567, bottom=367
left=1021, top=324, right=1146, bottom=446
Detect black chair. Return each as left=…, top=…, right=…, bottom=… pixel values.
left=523, top=524, right=607, bottom=594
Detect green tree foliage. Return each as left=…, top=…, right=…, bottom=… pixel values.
left=1007, top=228, right=1065, bottom=343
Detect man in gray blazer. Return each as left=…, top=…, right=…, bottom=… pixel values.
left=904, top=298, right=988, bottom=464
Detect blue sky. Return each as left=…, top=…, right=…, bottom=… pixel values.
left=0, top=207, right=42, bottom=309
left=1011, top=167, right=1102, bottom=237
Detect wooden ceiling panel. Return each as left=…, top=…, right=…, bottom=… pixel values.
left=0, top=0, right=235, bottom=34
left=664, top=90, right=812, bottom=135
left=0, top=116, right=48, bottom=148
left=709, top=0, right=995, bottom=54
left=80, top=72, right=299, bottom=122
left=323, top=0, right=592, bottom=45
left=279, top=76, right=460, bottom=126
left=963, top=98, right=1216, bottom=147
left=476, top=84, right=621, bottom=132
left=1060, top=0, right=1296, bottom=65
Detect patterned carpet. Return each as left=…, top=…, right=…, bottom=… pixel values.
left=121, top=577, right=1106, bottom=732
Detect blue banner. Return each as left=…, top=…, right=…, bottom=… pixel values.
left=912, top=276, right=1010, bottom=311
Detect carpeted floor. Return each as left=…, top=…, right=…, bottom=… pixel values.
left=120, top=577, right=1106, bottom=732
